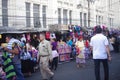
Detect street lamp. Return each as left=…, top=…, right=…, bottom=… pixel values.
left=87, top=0, right=96, bottom=27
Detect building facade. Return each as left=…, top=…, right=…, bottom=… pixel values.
left=0, top=0, right=119, bottom=32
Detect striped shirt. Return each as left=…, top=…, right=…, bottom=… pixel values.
left=7, top=38, right=20, bottom=50
left=7, top=38, right=21, bottom=64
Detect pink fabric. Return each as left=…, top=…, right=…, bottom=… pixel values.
left=76, top=57, right=85, bottom=64
left=52, top=50, right=59, bottom=58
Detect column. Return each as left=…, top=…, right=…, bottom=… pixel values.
left=61, top=8, right=63, bottom=25
left=31, top=3, right=34, bottom=28
left=0, top=0, right=2, bottom=26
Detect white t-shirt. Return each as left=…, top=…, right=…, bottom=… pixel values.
left=90, top=34, right=109, bottom=59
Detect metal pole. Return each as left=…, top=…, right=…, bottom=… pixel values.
left=88, top=0, right=90, bottom=27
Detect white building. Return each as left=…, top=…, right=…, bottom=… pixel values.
left=0, top=0, right=119, bottom=33
left=113, top=0, right=120, bottom=28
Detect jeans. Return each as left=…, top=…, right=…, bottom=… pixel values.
left=14, top=64, right=25, bottom=80
left=51, top=57, right=58, bottom=70
left=94, top=59, right=109, bottom=80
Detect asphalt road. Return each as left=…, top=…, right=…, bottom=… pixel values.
left=25, top=53, right=120, bottom=80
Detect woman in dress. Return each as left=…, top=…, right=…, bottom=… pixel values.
left=75, top=36, right=85, bottom=68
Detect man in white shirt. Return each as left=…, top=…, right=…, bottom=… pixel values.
left=90, top=26, right=111, bottom=80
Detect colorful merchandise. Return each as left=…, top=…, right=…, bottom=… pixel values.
left=2, top=52, right=16, bottom=79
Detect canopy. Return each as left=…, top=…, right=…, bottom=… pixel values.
left=0, top=27, right=43, bottom=34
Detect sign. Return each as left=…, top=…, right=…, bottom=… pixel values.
left=60, top=25, right=69, bottom=31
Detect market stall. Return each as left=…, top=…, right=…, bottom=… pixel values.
left=57, top=42, right=71, bottom=62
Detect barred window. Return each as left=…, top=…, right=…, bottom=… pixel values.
left=63, top=9, right=68, bottom=25
left=42, top=5, right=46, bottom=28
left=33, top=4, right=41, bottom=28
left=26, top=2, right=31, bottom=27
left=2, top=0, right=8, bottom=27
left=58, top=8, right=61, bottom=24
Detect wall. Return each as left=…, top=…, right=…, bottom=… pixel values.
left=0, top=0, right=119, bottom=31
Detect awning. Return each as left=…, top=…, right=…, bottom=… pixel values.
left=48, top=24, right=69, bottom=31
left=0, top=27, right=43, bottom=34
left=81, top=27, right=93, bottom=32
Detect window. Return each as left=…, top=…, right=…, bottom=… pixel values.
left=112, top=18, right=113, bottom=26
left=69, top=10, right=72, bottom=24
left=63, top=9, right=68, bottom=25
left=26, top=2, right=31, bottom=27
left=80, top=12, right=82, bottom=26
left=42, top=5, right=46, bottom=28
left=33, top=4, right=41, bottom=28
left=2, top=0, right=8, bottom=27
left=109, top=18, right=113, bottom=27
left=98, top=16, right=101, bottom=24
left=84, top=13, right=87, bottom=27
left=58, top=8, right=61, bottom=24
left=108, top=18, right=111, bottom=27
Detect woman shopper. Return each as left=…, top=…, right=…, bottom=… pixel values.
left=50, top=38, right=59, bottom=71
left=75, top=36, right=85, bottom=68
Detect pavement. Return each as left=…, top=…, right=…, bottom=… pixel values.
left=25, top=53, right=120, bottom=80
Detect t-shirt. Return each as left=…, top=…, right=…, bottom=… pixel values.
left=7, top=38, right=20, bottom=50
left=90, top=34, right=109, bottom=59
left=67, top=40, right=73, bottom=47
left=51, top=42, right=57, bottom=50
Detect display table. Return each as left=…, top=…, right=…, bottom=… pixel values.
left=57, top=42, right=71, bottom=62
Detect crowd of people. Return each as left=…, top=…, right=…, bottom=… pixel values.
left=0, top=25, right=120, bottom=80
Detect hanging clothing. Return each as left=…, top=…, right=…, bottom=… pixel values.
left=50, top=33, right=56, bottom=39
left=45, top=32, right=50, bottom=40
left=2, top=52, right=16, bottom=79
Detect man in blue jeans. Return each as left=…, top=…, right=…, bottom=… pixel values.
left=90, top=26, right=112, bottom=80
left=4, top=35, right=25, bottom=80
